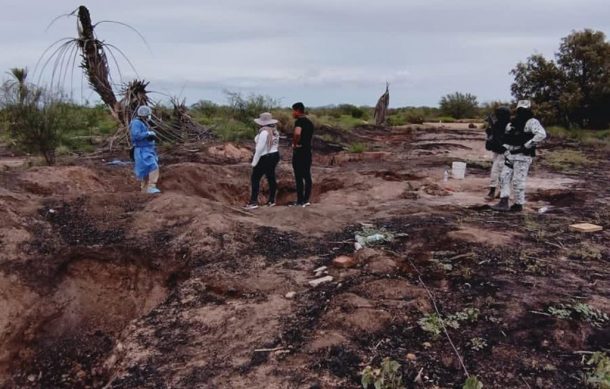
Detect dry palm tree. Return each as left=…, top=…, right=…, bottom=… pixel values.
left=374, top=82, right=390, bottom=126
left=38, top=5, right=212, bottom=148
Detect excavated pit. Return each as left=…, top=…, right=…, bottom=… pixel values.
left=1, top=254, right=169, bottom=387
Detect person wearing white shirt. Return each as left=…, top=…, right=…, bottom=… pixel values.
left=244, top=112, right=281, bottom=209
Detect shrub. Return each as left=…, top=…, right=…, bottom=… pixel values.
left=347, top=142, right=367, bottom=153
left=5, top=95, right=85, bottom=165
left=440, top=92, right=479, bottom=119
left=211, top=118, right=256, bottom=142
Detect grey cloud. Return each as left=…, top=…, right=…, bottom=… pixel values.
left=0, top=0, right=609, bottom=107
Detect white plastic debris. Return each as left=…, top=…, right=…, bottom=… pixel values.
left=309, top=276, right=333, bottom=287
left=354, top=227, right=394, bottom=249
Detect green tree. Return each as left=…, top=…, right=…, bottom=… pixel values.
left=439, top=92, right=478, bottom=119
left=510, top=29, right=610, bottom=128
left=510, top=55, right=564, bottom=125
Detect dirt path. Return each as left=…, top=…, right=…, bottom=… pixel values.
left=0, top=124, right=608, bottom=388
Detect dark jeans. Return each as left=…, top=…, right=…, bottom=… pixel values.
left=292, top=149, right=312, bottom=204
left=250, top=152, right=280, bottom=204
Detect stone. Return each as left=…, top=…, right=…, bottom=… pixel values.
left=332, top=256, right=355, bottom=268
left=406, top=353, right=417, bottom=361
left=285, top=291, right=297, bottom=299
left=309, top=276, right=333, bottom=287
left=422, top=342, right=432, bottom=349
left=313, top=266, right=327, bottom=273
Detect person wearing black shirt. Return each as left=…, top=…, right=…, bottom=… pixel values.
left=290, top=102, right=314, bottom=207
left=484, top=106, right=511, bottom=200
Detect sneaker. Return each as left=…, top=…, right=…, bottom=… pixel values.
left=146, top=187, right=161, bottom=194
left=266, top=202, right=276, bottom=207
left=301, top=202, right=311, bottom=208
left=244, top=203, right=258, bottom=210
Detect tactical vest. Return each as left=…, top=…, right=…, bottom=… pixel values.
left=506, top=124, right=536, bottom=157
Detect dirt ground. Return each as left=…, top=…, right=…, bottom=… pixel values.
left=0, top=123, right=608, bottom=388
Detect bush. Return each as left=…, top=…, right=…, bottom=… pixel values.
left=440, top=92, right=479, bottom=119
left=210, top=118, right=257, bottom=142
left=6, top=97, right=85, bottom=165
left=225, top=90, right=279, bottom=124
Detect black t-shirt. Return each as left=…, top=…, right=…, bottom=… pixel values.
left=295, top=116, right=314, bottom=151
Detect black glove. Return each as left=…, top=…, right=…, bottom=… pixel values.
left=504, top=158, right=514, bottom=169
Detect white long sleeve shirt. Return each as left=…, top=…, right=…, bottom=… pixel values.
left=251, top=128, right=279, bottom=167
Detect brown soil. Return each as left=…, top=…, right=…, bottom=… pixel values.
left=0, top=124, right=608, bottom=388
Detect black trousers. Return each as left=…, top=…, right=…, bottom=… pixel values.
left=250, top=152, right=280, bottom=203
left=292, top=149, right=312, bottom=204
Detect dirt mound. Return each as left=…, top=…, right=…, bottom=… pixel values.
left=17, top=166, right=109, bottom=195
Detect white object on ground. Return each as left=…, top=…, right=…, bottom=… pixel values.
left=308, top=276, right=333, bottom=287
left=313, top=266, right=327, bottom=274
left=285, top=291, right=296, bottom=299
left=451, top=162, right=466, bottom=179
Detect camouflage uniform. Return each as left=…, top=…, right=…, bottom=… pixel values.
left=489, top=152, right=505, bottom=188
left=499, top=118, right=546, bottom=205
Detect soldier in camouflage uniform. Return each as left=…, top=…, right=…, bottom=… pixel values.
left=492, top=100, right=546, bottom=212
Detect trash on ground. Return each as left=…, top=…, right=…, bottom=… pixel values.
left=308, top=276, right=333, bottom=287
left=354, top=226, right=395, bottom=250
left=569, top=223, right=603, bottom=233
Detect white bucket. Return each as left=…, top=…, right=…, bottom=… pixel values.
left=451, top=162, right=466, bottom=179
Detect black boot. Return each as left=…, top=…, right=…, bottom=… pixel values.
left=485, top=187, right=496, bottom=200
left=491, top=197, right=510, bottom=212
left=509, top=203, right=523, bottom=212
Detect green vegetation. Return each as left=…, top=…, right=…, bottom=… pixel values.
left=361, top=357, right=404, bottom=389
left=547, top=302, right=608, bottom=327
left=468, top=337, right=487, bottom=351
left=542, top=149, right=597, bottom=172
left=584, top=352, right=610, bottom=388
left=347, top=142, right=367, bottom=153
left=463, top=376, right=484, bottom=389
left=511, top=29, right=610, bottom=128
left=418, top=308, right=480, bottom=338
left=547, top=126, right=610, bottom=147
left=439, top=92, right=479, bottom=119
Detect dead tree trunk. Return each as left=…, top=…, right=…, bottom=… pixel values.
left=374, top=82, right=390, bottom=126
left=76, top=6, right=124, bottom=126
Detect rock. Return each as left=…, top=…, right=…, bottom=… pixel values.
left=422, top=342, right=432, bottom=349
left=332, top=255, right=355, bottom=268
left=406, top=353, right=417, bottom=361
left=285, top=291, right=296, bottom=299
left=313, top=266, right=327, bottom=273
left=27, top=375, right=36, bottom=382
left=309, top=276, right=333, bottom=287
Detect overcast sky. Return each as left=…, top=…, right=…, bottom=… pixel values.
left=0, top=0, right=608, bottom=108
